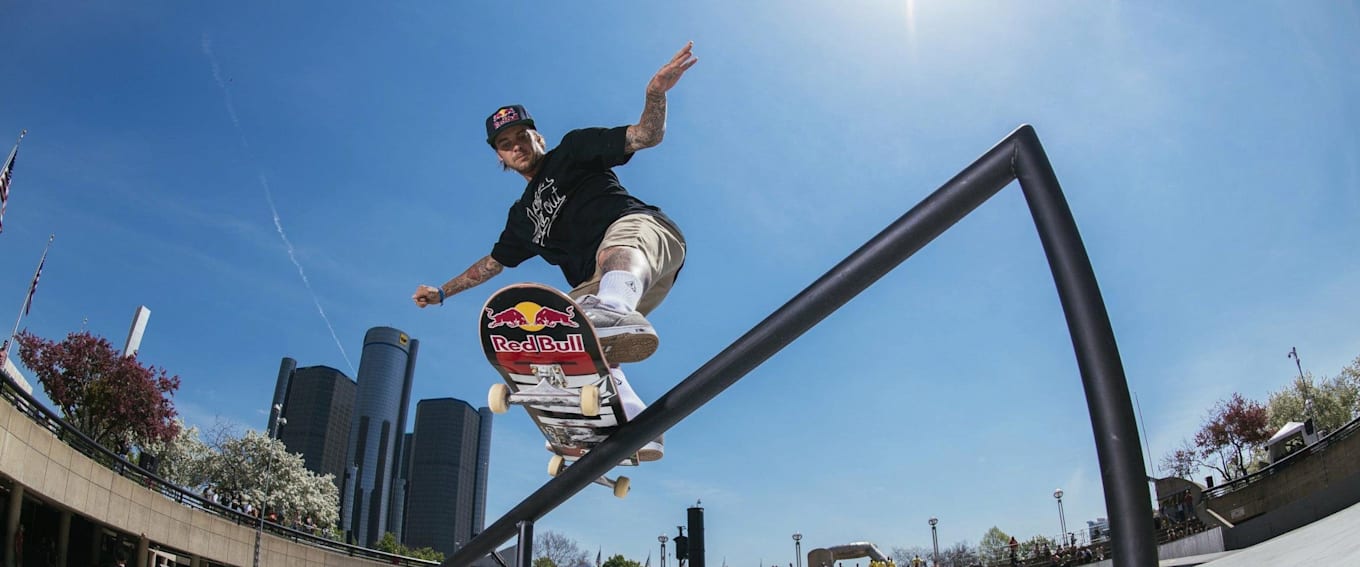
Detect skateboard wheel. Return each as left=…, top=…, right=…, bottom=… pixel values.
left=580, top=384, right=600, bottom=417
left=613, top=476, right=630, bottom=498
left=489, top=384, right=510, bottom=414
left=548, top=455, right=566, bottom=477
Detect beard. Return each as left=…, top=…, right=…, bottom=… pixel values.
left=503, top=150, right=544, bottom=175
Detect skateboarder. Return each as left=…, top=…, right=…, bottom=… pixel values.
left=413, top=43, right=697, bottom=460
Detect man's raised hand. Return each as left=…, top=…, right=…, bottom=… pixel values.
left=647, top=41, right=698, bottom=97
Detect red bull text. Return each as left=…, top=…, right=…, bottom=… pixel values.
left=490, top=334, right=586, bottom=354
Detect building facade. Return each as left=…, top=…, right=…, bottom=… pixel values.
left=340, top=327, right=418, bottom=547
left=271, top=360, right=357, bottom=489
left=402, top=398, right=493, bottom=557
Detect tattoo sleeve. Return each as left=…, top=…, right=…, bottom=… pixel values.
left=441, top=255, right=504, bottom=298
left=625, top=92, right=667, bottom=153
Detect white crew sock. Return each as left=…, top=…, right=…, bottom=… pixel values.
left=597, top=270, right=643, bottom=312
left=610, top=367, right=647, bottom=420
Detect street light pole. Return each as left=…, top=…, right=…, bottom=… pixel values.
left=792, top=532, right=802, bottom=567
left=660, top=534, right=668, bottom=567
left=254, top=404, right=285, bottom=567
left=928, top=517, right=938, bottom=567
left=1053, top=489, right=1067, bottom=547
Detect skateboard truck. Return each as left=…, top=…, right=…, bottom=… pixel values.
left=487, top=365, right=602, bottom=417
left=548, top=454, right=631, bottom=498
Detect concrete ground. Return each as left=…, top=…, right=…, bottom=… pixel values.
left=1197, top=500, right=1360, bottom=566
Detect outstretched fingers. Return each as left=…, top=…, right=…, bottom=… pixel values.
left=650, top=41, right=698, bottom=94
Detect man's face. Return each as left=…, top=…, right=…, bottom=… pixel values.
left=493, top=125, right=544, bottom=174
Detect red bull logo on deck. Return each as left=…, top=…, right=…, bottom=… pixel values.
left=485, top=301, right=580, bottom=331
left=486, top=301, right=584, bottom=353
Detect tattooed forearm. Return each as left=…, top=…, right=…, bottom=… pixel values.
left=625, top=92, right=667, bottom=152
left=442, top=255, right=503, bottom=297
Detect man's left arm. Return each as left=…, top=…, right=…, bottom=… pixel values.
left=625, top=41, right=699, bottom=153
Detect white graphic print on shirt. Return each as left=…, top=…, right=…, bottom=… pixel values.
left=527, top=178, right=565, bottom=246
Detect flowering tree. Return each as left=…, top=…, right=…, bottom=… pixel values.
left=207, top=429, right=340, bottom=528
left=1192, top=393, right=1271, bottom=480
left=977, top=527, right=1014, bottom=565
left=142, top=419, right=215, bottom=488
left=16, top=330, right=180, bottom=452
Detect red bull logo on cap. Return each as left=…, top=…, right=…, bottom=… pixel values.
left=485, top=301, right=580, bottom=331
left=492, top=107, right=522, bottom=130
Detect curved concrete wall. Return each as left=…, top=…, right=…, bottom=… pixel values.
left=0, top=398, right=390, bottom=567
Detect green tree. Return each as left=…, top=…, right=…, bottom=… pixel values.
left=602, top=554, right=643, bottom=567
left=375, top=532, right=403, bottom=554
left=405, top=546, right=446, bottom=563
left=374, top=533, right=445, bottom=563
left=534, top=558, right=557, bottom=567
left=977, top=527, right=1012, bottom=564
left=16, top=330, right=181, bottom=453
left=1017, top=536, right=1058, bottom=561
left=1267, top=364, right=1360, bottom=435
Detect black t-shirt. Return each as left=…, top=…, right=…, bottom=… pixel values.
left=491, top=126, right=676, bottom=286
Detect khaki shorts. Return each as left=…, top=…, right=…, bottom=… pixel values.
left=569, top=214, right=686, bottom=316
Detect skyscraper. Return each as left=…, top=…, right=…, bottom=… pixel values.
left=271, top=361, right=357, bottom=488
left=340, top=326, right=418, bottom=547
left=403, top=398, right=493, bottom=557
left=388, top=432, right=414, bottom=541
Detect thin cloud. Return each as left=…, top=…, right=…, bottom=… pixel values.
left=201, top=32, right=355, bottom=375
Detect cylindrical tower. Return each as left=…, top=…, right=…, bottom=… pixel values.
left=340, top=327, right=417, bottom=547
left=688, top=504, right=705, bottom=567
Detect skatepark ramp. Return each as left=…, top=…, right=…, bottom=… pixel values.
left=806, top=542, right=889, bottom=567
left=447, top=125, right=1158, bottom=567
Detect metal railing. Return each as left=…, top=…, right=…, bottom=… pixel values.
left=0, top=371, right=439, bottom=567
left=448, top=125, right=1157, bottom=567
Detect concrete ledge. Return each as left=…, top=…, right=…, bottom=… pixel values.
left=0, top=399, right=393, bottom=567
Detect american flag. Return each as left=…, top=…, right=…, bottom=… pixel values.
left=22, top=235, right=53, bottom=316
left=0, top=130, right=26, bottom=234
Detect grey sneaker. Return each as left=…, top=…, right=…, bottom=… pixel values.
left=577, top=295, right=658, bottom=363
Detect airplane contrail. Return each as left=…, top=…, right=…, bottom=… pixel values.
left=202, top=33, right=356, bottom=375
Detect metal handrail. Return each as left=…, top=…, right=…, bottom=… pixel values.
left=449, top=125, right=1157, bottom=567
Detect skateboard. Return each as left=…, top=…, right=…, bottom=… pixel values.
left=479, top=283, right=635, bottom=498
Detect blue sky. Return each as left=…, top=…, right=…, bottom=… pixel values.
left=2, top=1, right=1358, bottom=565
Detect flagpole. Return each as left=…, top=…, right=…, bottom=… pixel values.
left=1, top=131, right=24, bottom=168
left=1, top=233, right=53, bottom=361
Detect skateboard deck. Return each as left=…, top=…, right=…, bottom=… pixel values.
left=479, top=283, right=635, bottom=497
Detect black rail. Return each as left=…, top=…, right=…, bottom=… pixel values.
left=451, top=124, right=1156, bottom=566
